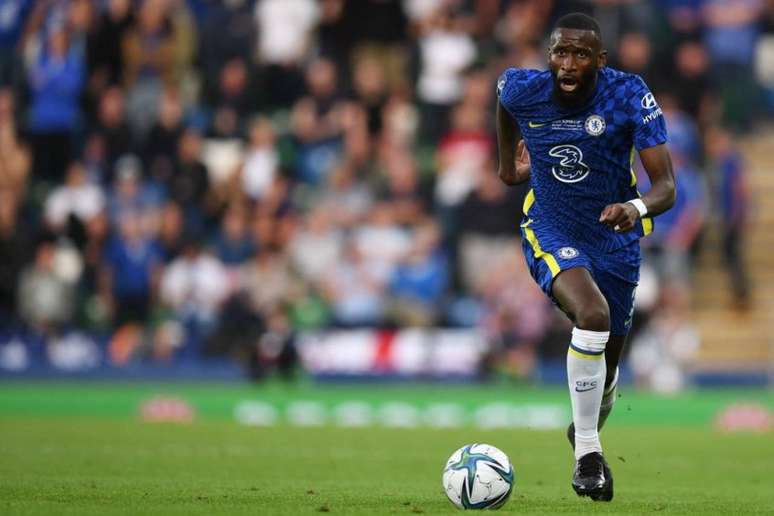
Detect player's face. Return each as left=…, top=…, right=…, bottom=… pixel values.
left=548, top=28, right=607, bottom=107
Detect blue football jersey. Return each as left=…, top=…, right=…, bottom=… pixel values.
left=497, top=66, right=668, bottom=252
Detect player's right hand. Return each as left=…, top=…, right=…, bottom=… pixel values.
left=498, top=140, right=531, bottom=185
left=599, top=202, right=640, bottom=232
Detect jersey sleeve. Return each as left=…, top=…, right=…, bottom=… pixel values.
left=628, top=75, right=668, bottom=150
left=496, top=68, right=533, bottom=118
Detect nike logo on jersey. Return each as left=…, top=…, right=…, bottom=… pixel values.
left=528, top=121, right=547, bottom=128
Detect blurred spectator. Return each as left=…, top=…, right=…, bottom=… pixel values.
left=242, top=247, right=301, bottom=321
left=0, top=189, right=32, bottom=326
left=18, top=238, right=76, bottom=334
left=458, top=166, right=526, bottom=239
left=459, top=241, right=549, bottom=377
left=380, top=90, right=419, bottom=149
left=757, top=6, right=774, bottom=112
left=95, top=87, right=134, bottom=178
left=0, top=0, right=32, bottom=87
left=290, top=57, right=347, bottom=184
left=613, top=32, right=656, bottom=86
left=322, top=239, right=388, bottom=327
left=702, top=0, right=765, bottom=130
left=343, top=0, right=408, bottom=90
left=353, top=202, right=412, bottom=275
left=208, top=57, right=252, bottom=139
left=387, top=219, right=448, bottom=326
left=495, top=1, right=551, bottom=71
left=629, top=284, right=700, bottom=393
left=26, top=25, right=85, bottom=183
left=87, top=0, right=134, bottom=89
left=240, top=116, right=279, bottom=201
left=457, top=168, right=526, bottom=292
left=643, top=157, right=707, bottom=281
left=123, top=0, right=194, bottom=138
left=78, top=209, right=110, bottom=298
left=317, top=162, right=374, bottom=229
left=168, top=128, right=211, bottom=231
left=143, top=87, right=184, bottom=186
left=434, top=102, right=493, bottom=232
left=670, top=40, right=715, bottom=125
left=351, top=56, right=389, bottom=138
left=100, top=210, right=163, bottom=326
left=160, top=239, right=230, bottom=345
left=212, top=204, right=256, bottom=266
left=81, top=132, right=108, bottom=184
left=0, top=88, right=30, bottom=198
left=415, top=7, right=477, bottom=142
left=250, top=176, right=294, bottom=250
left=706, top=126, right=752, bottom=308
left=44, top=161, right=105, bottom=241
left=157, top=201, right=185, bottom=261
left=254, top=0, right=320, bottom=109
left=107, top=154, right=161, bottom=225
left=374, top=151, right=429, bottom=226
left=289, top=204, right=343, bottom=284
left=641, top=97, right=707, bottom=281
left=198, top=0, right=254, bottom=103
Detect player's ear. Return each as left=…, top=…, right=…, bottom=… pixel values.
left=597, top=50, right=608, bottom=68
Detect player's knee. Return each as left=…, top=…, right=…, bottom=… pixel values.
left=574, top=303, right=610, bottom=332
left=571, top=327, right=609, bottom=356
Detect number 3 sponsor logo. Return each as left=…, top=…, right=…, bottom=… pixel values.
left=549, top=145, right=590, bottom=183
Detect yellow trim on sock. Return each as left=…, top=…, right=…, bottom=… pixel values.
left=568, top=347, right=604, bottom=361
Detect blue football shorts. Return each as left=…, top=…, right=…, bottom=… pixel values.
left=520, top=219, right=641, bottom=336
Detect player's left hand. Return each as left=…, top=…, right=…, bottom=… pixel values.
left=599, top=203, right=640, bottom=233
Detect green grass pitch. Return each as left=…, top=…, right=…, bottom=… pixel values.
left=1, top=419, right=773, bottom=514
left=0, top=383, right=772, bottom=514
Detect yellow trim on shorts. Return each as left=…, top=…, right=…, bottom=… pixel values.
left=568, top=347, right=604, bottom=361
left=521, top=219, right=561, bottom=277
left=520, top=191, right=560, bottom=277
left=522, top=189, right=535, bottom=215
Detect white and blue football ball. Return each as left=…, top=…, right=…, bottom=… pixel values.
left=442, top=443, right=515, bottom=510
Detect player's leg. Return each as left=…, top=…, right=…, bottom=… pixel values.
left=552, top=267, right=609, bottom=455
left=599, top=334, right=625, bottom=429
left=566, top=334, right=622, bottom=444
left=551, top=267, right=611, bottom=499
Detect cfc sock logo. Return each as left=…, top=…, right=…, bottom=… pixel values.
left=575, top=379, right=598, bottom=392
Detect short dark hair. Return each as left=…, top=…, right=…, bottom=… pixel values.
left=554, top=13, right=602, bottom=42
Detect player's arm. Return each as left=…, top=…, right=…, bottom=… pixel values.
left=599, top=144, right=676, bottom=232
left=496, top=101, right=530, bottom=185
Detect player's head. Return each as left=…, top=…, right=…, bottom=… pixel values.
left=548, top=13, right=607, bottom=107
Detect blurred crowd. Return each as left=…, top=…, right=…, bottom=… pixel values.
left=0, top=0, right=771, bottom=380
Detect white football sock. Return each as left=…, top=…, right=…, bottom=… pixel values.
left=567, top=327, right=609, bottom=460
left=598, top=367, right=619, bottom=430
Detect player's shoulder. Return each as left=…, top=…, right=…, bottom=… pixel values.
left=497, top=67, right=551, bottom=106
left=601, top=67, right=651, bottom=93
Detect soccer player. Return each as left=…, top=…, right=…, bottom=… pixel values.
left=496, top=13, right=676, bottom=501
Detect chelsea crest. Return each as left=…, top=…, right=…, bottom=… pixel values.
left=584, top=115, right=606, bottom=136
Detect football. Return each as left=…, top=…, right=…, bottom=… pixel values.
left=442, top=443, right=515, bottom=510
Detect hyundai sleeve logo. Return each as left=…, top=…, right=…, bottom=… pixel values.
left=641, top=93, right=658, bottom=109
